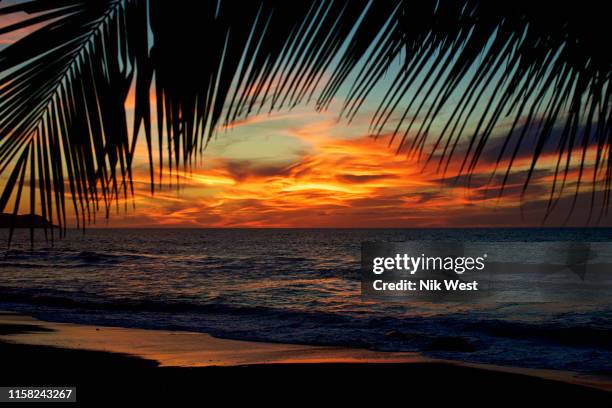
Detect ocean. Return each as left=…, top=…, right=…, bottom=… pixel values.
left=1, top=228, right=611, bottom=374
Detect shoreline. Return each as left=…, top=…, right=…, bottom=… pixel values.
left=1, top=310, right=611, bottom=396
left=0, top=311, right=428, bottom=367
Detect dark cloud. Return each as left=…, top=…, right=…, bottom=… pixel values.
left=447, top=189, right=612, bottom=227
left=477, top=123, right=561, bottom=165
left=425, top=118, right=601, bottom=173
left=468, top=183, right=549, bottom=201
left=222, top=159, right=294, bottom=181
left=413, top=192, right=445, bottom=204
left=336, top=173, right=397, bottom=183
left=434, top=169, right=552, bottom=190
left=348, top=193, right=408, bottom=208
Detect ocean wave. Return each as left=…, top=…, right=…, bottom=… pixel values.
left=0, top=286, right=347, bottom=320
left=1, top=249, right=157, bottom=267
left=1, top=249, right=361, bottom=279
left=2, top=286, right=611, bottom=351
left=462, top=319, right=612, bottom=349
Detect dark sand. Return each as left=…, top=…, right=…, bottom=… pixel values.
left=1, top=313, right=611, bottom=405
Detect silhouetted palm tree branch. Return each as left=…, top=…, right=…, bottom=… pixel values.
left=0, top=0, right=610, bottom=237
left=0, top=0, right=147, bottom=238
left=340, top=1, right=611, bottom=218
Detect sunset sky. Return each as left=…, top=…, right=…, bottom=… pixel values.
left=110, top=96, right=606, bottom=228
left=1, top=4, right=608, bottom=228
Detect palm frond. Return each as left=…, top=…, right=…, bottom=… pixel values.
left=320, top=1, right=612, bottom=218
left=0, top=0, right=148, bottom=237
left=0, top=0, right=611, bottom=236
left=147, top=0, right=373, bottom=179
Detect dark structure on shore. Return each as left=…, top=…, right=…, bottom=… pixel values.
left=0, top=214, right=54, bottom=229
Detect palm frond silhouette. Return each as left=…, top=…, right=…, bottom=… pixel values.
left=0, top=0, right=610, bottom=237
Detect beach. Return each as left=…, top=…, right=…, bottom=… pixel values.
left=1, top=311, right=611, bottom=405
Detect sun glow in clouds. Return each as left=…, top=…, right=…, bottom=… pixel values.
left=88, top=102, right=603, bottom=229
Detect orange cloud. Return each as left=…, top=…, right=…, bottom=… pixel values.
left=83, top=113, right=608, bottom=228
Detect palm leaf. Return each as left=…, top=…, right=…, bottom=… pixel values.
left=0, top=0, right=610, bottom=239
left=321, top=1, right=611, bottom=219
left=0, top=0, right=148, bottom=239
